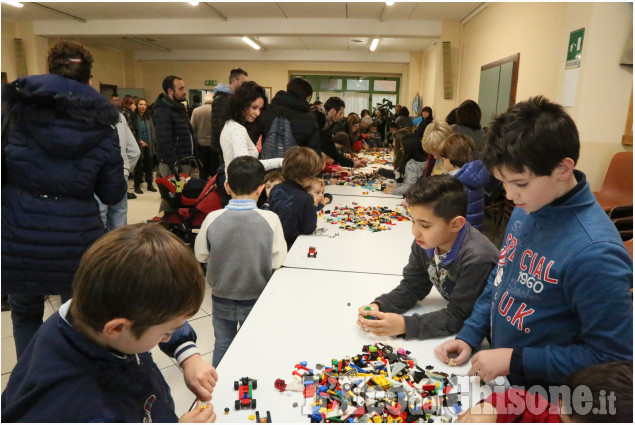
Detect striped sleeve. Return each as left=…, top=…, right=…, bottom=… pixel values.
left=257, top=210, right=288, bottom=268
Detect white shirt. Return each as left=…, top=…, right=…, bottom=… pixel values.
left=220, top=120, right=283, bottom=174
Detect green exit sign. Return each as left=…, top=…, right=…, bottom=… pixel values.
left=204, top=80, right=217, bottom=86
left=566, top=28, right=585, bottom=69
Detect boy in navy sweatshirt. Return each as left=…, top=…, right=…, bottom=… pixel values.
left=194, top=156, right=287, bottom=367
left=357, top=174, right=498, bottom=339
left=435, top=96, right=633, bottom=389
left=1, top=224, right=218, bottom=422
left=269, top=146, right=323, bottom=248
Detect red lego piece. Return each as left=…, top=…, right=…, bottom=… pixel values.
left=303, top=384, right=316, bottom=398
left=274, top=378, right=287, bottom=392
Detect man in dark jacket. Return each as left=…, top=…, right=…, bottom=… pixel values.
left=1, top=40, right=127, bottom=358
left=316, top=96, right=366, bottom=168
left=210, top=68, right=248, bottom=168
left=259, top=77, right=321, bottom=157
left=153, top=75, right=195, bottom=210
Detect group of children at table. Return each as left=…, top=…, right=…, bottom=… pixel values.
left=2, top=97, right=632, bottom=423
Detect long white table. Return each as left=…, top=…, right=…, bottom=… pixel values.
left=327, top=184, right=402, bottom=199
left=283, top=195, right=413, bottom=275
left=213, top=268, right=491, bottom=423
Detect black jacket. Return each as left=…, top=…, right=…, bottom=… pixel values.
left=314, top=114, right=353, bottom=167
left=260, top=90, right=321, bottom=156
left=268, top=180, right=317, bottom=249
left=153, top=93, right=195, bottom=169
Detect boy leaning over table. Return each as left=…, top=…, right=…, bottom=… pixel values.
left=358, top=174, right=499, bottom=340
left=2, top=224, right=218, bottom=423
left=435, top=96, right=633, bottom=390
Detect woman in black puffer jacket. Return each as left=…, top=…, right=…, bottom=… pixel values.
left=1, top=41, right=127, bottom=358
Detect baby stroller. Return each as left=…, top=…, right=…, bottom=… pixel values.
left=149, top=157, right=221, bottom=246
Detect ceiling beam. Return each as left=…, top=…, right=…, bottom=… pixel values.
left=134, top=49, right=412, bottom=63
left=33, top=18, right=442, bottom=38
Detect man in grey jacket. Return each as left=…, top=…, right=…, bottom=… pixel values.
left=96, top=112, right=140, bottom=231
left=191, top=93, right=214, bottom=179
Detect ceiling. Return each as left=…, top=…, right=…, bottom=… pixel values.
left=1, top=2, right=483, bottom=56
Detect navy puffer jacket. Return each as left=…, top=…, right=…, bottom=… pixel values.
left=1, top=74, right=127, bottom=295
left=454, top=160, right=490, bottom=231
left=153, top=93, right=194, bottom=170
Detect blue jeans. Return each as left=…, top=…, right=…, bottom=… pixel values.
left=96, top=191, right=128, bottom=232
left=10, top=291, right=71, bottom=358
left=211, top=296, right=256, bottom=368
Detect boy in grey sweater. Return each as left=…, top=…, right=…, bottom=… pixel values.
left=357, top=174, right=498, bottom=339
left=194, top=156, right=286, bottom=367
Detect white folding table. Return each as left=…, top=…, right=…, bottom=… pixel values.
left=211, top=268, right=491, bottom=423
left=284, top=195, right=413, bottom=275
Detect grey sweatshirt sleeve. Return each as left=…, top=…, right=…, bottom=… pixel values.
left=401, top=255, right=495, bottom=339
left=392, top=160, right=425, bottom=197
left=374, top=240, right=434, bottom=313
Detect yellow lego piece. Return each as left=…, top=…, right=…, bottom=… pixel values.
left=387, top=416, right=394, bottom=423
left=373, top=414, right=382, bottom=423
left=248, top=414, right=256, bottom=420
left=371, top=375, right=391, bottom=390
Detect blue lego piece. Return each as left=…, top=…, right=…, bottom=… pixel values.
left=453, top=403, right=463, bottom=414
left=318, top=385, right=328, bottom=393
left=300, top=361, right=308, bottom=367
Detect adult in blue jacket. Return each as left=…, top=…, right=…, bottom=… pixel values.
left=1, top=41, right=127, bottom=358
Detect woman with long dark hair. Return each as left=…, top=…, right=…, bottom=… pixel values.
left=452, top=99, right=485, bottom=155
left=415, top=106, right=433, bottom=139
left=218, top=81, right=283, bottom=205
left=133, top=98, right=157, bottom=193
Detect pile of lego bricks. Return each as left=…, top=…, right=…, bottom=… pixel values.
left=290, top=343, right=462, bottom=423
left=321, top=205, right=410, bottom=232
left=360, top=148, right=394, bottom=166
left=335, top=172, right=391, bottom=191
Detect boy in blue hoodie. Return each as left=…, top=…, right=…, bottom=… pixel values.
left=435, top=96, right=633, bottom=389
left=1, top=224, right=218, bottom=422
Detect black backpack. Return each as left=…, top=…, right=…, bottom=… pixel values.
left=261, top=113, right=296, bottom=159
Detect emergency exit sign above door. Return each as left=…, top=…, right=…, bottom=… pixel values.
left=204, top=80, right=217, bottom=86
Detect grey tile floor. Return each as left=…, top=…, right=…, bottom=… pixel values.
left=1, top=177, right=215, bottom=415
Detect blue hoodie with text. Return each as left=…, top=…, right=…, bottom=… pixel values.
left=456, top=171, right=633, bottom=387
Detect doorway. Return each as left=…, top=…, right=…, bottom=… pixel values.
left=477, top=53, right=520, bottom=127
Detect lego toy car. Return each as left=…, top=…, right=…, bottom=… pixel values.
left=234, top=377, right=257, bottom=410
left=307, top=246, right=317, bottom=258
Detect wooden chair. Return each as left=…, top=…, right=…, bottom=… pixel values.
left=593, top=152, right=633, bottom=212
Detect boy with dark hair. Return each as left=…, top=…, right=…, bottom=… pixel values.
left=435, top=96, right=633, bottom=388
left=1, top=224, right=218, bottom=422
left=195, top=156, right=286, bottom=367
left=269, top=146, right=323, bottom=248
left=357, top=174, right=498, bottom=339
left=459, top=361, right=633, bottom=423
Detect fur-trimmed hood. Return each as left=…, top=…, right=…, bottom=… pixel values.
left=3, top=74, right=120, bottom=158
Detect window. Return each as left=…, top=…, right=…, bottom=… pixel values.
left=290, top=74, right=400, bottom=114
